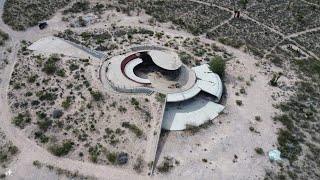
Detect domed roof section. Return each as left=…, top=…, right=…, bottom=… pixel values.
left=148, top=50, right=182, bottom=70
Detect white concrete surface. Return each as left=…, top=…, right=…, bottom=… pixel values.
left=124, top=58, right=151, bottom=84
left=28, top=36, right=100, bottom=60
left=106, top=54, right=142, bottom=88
left=192, top=64, right=223, bottom=101
left=148, top=50, right=182, bottom=70
left=162, top=97, right=225, bottom=130
left=166, top=64, right=223, bottom=102
left=166, top=84, right=201, bottom=102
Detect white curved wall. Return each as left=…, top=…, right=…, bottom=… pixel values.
left=124, top=58, right=151, bottom=84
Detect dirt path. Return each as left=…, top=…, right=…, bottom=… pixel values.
left=0, top=0, right=317, bottom=179
left=188, top=0, right=320, bottom=60
left=286, top=26, right=320, bottom=38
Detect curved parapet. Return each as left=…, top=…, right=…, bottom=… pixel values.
left=166, top=85, right=201, bottom=102
left=124, top=58, right=151, bottom=84
left=162, top=99, right=225, bottom=130
left=120, top=53, right=151, bottom=85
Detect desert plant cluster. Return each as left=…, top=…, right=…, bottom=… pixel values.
left=0, top=130, right=18, bottom=178
left=8, top=45, right=163, bottom=173
left=2, top=0, right=72, bottom=30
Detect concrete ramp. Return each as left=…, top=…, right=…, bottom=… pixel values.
left=162, top=96, right=224, bottom=130
left=28, top=36, right=104, bottom=60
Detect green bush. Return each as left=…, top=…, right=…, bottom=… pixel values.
left=90, top=90, right=104, bottom=101
left=156, top=93, right=166, bottom=103
left=254, top=147, right=264, bottom=155
left=62, top=97, right=73, bottom=109
left=37, top=118, right=53, bottom=131
left=69, top=63, right=79, bottom=71
left=107, top=152, right=117, bottom=164
left=277, top=129, right=302, bottom=162
left=12, top=112, right=31, bottom=129
left=133, top=156, right=144, bottom=173
left=36, top=90, right=57, bottom=101
left=42, top=55, right=61, bottom=75
left=88, top=145, right=99, bottom=163
left=63, top=1, right=90, bottom=14
left=157, top=157, right=174, bottom=173
left=208, top=56, right=225, bottom=77
left=122, top=122, right=143, bottom=138
left=48, top=140, right=74, bottom=156
left=179, top=52, right=192, bottom=65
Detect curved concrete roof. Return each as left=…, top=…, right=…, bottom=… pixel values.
left=163, top=99, right=225, bottom=130
left=166, top=85, right=201, bottom=102
left=124, top=58, right=151, bottom=84
left=148, top=50, right=182, bottom=70
left=192, top=64, right=223, bottom=101
left=166, top=64, right=223, bottom=102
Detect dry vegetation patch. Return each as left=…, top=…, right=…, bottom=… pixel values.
left=8, top=47, right=163, bottom=173
left=2, top=0, right=72, bottom=30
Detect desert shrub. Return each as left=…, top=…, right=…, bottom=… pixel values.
left=12, top=112, right=31, bottom=129
left=157, top=157, right=174, bottom=173
left=63, top=0, right=90, bottom=14
left=273, top=114, right=294, bottom=130
left=277, top=129, right=302, bottom=162
left=27, top=74, right=38, bottom=83
left=36, top=90, right=57, bottom=101
left=88, top=145, right=99, bottom=163
left=0, top=30, right=9, bottom=46
left=107, top=152, right=117, bottom=164
left=193, top=47, right=206, bottom=57
left=156, top=93, right=166, bottom=103
left=52, top=110, right=64, bottom=119
left=37, top=118, right=53, bottom=131
left=131, top=98, right=139, bottom=106
left=25, top=92, right=33, bottom=97
left=90, top=90, right=104, bottom=101
left=56, top=69, right=66, bottom=77
left=34, top=131, right=49, bottom=143
left=42, top=55, right=61, bottom=75
left=255, top=116, right=261, bottom=121
left=48, top=140, right=74, bottom=156
left=236, top=100, right=243, bottom=106
left=254, top=147, right=264, bottom=155
left=62, top=97, right=73, bottom=109
left=133, top=156, right=144, bottom=173
left=117, top=152, right=128, bottom=165
left=2, top=0, right=72, bottom=30
left=208, top=56, right=225, bottom=77
left=122, top=122, right=143, bottom=138
left=118, top=106, right=127, bottom=113
left=179, top=51, right=192, bottom=65
left=69, top=63, right=79, bottom=71
left=8, top=145, right=18, bottom=155
left=33, top=160, right=42, bottom=168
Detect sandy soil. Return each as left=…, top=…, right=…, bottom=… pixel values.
left=0, top=1, right=300, bottom=179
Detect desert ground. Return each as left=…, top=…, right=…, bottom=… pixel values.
left=0, top=0, right=319, bottom=180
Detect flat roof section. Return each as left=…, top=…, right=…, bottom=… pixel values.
left=148, top=50, right=182, bottom=70
left=28, top=36, right=103, bottom=60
